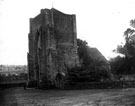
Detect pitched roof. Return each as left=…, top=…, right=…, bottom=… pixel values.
left=87, top=47, right=108, bottom=64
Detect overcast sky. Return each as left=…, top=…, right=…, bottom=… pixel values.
left=0, top=0, right=135, bottom=65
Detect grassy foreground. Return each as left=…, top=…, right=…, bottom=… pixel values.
left=0, top=87, right=135, bottom=106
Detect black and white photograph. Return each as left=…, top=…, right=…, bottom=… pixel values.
left=1, top=0, right=135, bottom=105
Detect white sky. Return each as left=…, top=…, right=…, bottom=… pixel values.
left=0, top=0, right=135, bottom=65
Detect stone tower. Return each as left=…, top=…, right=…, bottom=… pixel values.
left=27, top=8, right=79, bottom=88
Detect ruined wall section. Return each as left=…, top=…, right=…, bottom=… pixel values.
left=28, top=14, right=43, bottom=81
left=28, top=8, right=79, bottom=86
left=53, top=9, right=79, bottom=73
left=28, top=9, right=58, bottom=82
left=41, top=9, right=58, bottom=82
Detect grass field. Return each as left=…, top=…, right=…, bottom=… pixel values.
left=0, top=87, right=135, bottom=106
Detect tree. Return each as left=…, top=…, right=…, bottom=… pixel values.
left=77, top=39, right=92, bottom=66
left=113, top=19, right=135, bottom=75
left=115, top=19, right=135, bottom=57
left=67, top=39, right=111, bottom=83
left=109, top=56, right=126, bottom=75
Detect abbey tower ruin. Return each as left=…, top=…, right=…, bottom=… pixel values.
left=27, top=8, right=79, bottom=88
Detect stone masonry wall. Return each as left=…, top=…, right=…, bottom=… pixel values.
left=28, top=8, right=79, bottom=87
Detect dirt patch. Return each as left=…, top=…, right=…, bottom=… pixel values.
left=0, top=87, right=135, bottom=106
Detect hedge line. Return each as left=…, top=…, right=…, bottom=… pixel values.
left=65, top=81, right=135, bottom=89
left=1, top=81, right=135, bottom=89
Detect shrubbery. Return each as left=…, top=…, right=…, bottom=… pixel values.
left=0, top=73, right=28, bottom=81
left=67, top=66, right=111, bottom=84
left=66, top=39, right=111, bottom=84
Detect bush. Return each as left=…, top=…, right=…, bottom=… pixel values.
left=65, top=81, right=135, bottom=89
left=67, top=66, right=111, bottom=85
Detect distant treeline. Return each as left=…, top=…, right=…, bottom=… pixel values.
left=0, top=65, right=28, bottom=82
left=0, top=65, right=27, bottom=74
